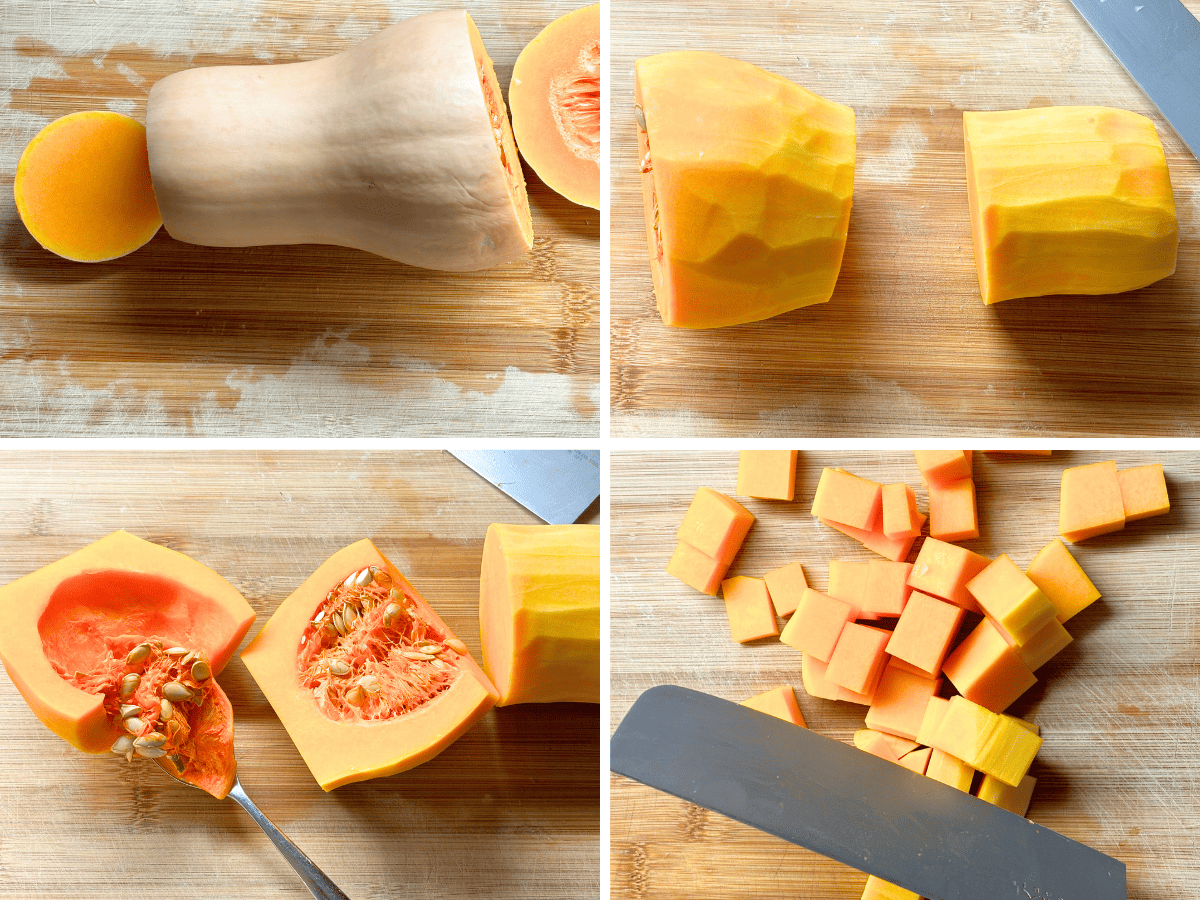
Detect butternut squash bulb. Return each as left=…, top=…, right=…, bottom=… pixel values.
left=964, top=107, right=1178, bottom=304
left=479, top=524, right=600, bottom=705
left=635, top=51, right=856, bottom=329
left=241, top=539, right=499, bottom=791
left=145, top=10, right=533, bottom=272
left=509, top=4, right=601, bottom=209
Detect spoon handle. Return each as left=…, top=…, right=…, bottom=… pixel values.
left=227, top=778, right=352, bottom=900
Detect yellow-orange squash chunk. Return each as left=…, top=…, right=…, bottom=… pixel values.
left=635, top=51, right=856, bottom=328
left=15, top=111, right=162, bottom=262
left=964, top=107, right=1178, bottom=304
left=479, top=523, right=600, bottom=705
left=509, top=4, right=600, bottom=209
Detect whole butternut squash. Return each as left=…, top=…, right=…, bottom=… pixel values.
left=145, top=10, right=533, bottom=272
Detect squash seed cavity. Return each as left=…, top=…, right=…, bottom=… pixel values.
left=549, top=40, right=601, bottom=163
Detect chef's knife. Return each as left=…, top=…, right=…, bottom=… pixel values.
left=449, top=449, right=600, bottom=525
left=611, top=685, right=1126, bottom=900
left=1068, top=0, right=1200, bottom=160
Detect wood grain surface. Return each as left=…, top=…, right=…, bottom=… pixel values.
left=610, top=450, right=1199, bottom=899
left=0, top=450, right=600, bottom=900
left=0, top=1, right=598, bottom=437
left=610, top=0, right=1200, bottom=437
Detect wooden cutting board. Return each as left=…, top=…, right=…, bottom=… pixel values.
left=610, top=451, right=1199, bottom=899
left=611, top=0, right=1200, bottom=437
left=0, top=1, right=598, bottom=437
left=0, top=450, right=599, bottom=900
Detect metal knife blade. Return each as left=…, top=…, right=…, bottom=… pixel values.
left=449, top=450, right=599, bottom=525
left=1069, top=0, right=1200, bottom=159
left=612, top=685, right=1126, bottom=900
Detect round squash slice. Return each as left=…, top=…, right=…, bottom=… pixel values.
left=14, top=111, right=163, bottom=262
left=240, top=539, right=499, bottom=791
left=0, top=531, right=255, bottom=799
left=479, top=524, right=600, bottom=705
left=509, top=4, right=601, bottom=209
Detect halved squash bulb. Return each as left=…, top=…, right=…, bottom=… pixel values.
left=241, top=539, right=498, bottom=791
left=14, top=111, right=162, bottom=262
left=509, top=4, right=600, bottom=209
left=0, top=531, right=255, bottom=799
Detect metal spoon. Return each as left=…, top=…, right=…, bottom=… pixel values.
left=159, top=764, right=351, bottom=900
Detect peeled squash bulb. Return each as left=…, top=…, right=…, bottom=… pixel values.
left=964, top=106, right=1178, bottom=304
left=634, top=51, right=856, bottom=329
left=479, top=523, right=600, bottom=705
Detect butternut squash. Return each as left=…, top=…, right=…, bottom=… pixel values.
left=145, top=10, right=533, bottom=271
left=964, top=107, right=1178, bottom=303
left=479, top=524, right=600, bottom=705
left=635, top=51, right=855, bottom=328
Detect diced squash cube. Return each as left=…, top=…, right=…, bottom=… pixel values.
left=899, top=746, right=933, bottom=775
left=801, top=653, right=876, bottom=705
left=916, top=696, right=951, bottom=746
left=885, top=590, right=965, bottom=677
left=914, top=450, right=973, bottom=486
left=781, top=588, right=855, bottom=662
left=861, top=875, right=921, bottom=900
left=737, top=450, right=798, bottom=500
left=864, top=662, right=941, bottom=741
left=721, top=576, right=779, bottom=643
left=1117, top=463, right=1169, bottom=522
left=677, top=487, right=755, bottom=564
left=977, top=773, right=1037, bottom=816
left=908, top=538, right=990, bottom=611
left=978, top=714, right=1042, bottom=787
left=828, top=559, right=871, bottom=608
left=929, top=695, right=997, bottom=764
left=825, top=622, right=892, bottom=697
left=1009, top=617, right=1073, bottom=671
left=666, top=541, right=727, bottom=595
left=925, top=749, right=974, bottom=791
left=819, top=517, right=917, bottom=563
left=888, top=656, right=936, bottom=677
left=967, top=554, right=1057, bottom=646
left=1059, top=461, right=1125, bottom=542
left=942, top=619, right=1037, bottom=713
left=1025, top=539, right=1100, bottom=623
left=811, top=468, right=883, bottom=531
left=882, top=482, right=925, bottom=540
left=763, top=561, right=808, bottom=617
left=861, top=560, right=914, bottom=618
left=927, top=477, right=979, bottom=542
left=740, top=685, right=806, bottom=726
left=853, top=728, right=901, bottom=763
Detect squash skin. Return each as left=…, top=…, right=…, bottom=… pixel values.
left=509, top=4, right=601, bottom=209
left=964, top=107, right=1178, bottom=304
left=145, top=10, right=533, bottom=272
left=635, top=52, right=856, bottom=329
left=479, top=524, right=600, bottom=705
left=0, top=531, right=255, bottom=755
left=240, top=539, right=499, bottom=791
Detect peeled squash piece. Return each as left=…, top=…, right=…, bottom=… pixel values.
left=964, top=107, right=1178, bottom=304
left=479, top=523, right=600, bottom=705
left=634, top=51, right=856, bottom=329
left=145, top=10, right=533, bottom=272
left=509, top=4, right=601, bottom=208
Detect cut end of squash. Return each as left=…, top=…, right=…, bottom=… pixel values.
left=509, top=4, right=601, bottom=209
left=14, top=111, right=162, bottom=263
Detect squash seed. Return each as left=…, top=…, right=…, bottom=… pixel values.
left=312, top=609, right=326, bottom=625
left=401, top=650, right=435, bottom=661
left=342, top=572, right=357, bottom=588
left=111, top=735, right=135, bottom=754
left=322, top=621, right=338, bottom=639
left=180, top=650, right=198, bottom=668
left=160, top=699, right=174, bottom=721
left=446, top=637, right=468, bottom=654
left=373, top=568, right=392, bottom=587
left=124, top=716, right=146, bottom=734
left=119, top=673, right=141, bottom=699
left=345, top=685, right=367, bottom=706
left=134, top=732, right=167, bottom=750
left=383, top=602, right=402, bottom=625
left=165, top=647, right=189, bottom=658
left=388, top=588, right=400, bottom=601
left=328, top=660, right=351, bottom=677
left=190, top=660, right=212, bottom=682
left=120, top=704, right=141, bottom=719
left=162, top=682, right=193, bottom=703
left=135, top=745, right=167, bottom=759
left=126, top=643, right=152, bottom=666
left=355, top=567, right=373, bottom=587
left=342, top=606, right=358, bottom=629
left=331, top=610, right=346, bottom=636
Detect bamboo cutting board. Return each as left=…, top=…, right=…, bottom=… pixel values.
left=611, top=0, right=1200, bottom=437
left=0, top=1, right=598, bottom=437
left=0, top=450, right=599, bottom=900
left=611, top=451, right=1200, bottom=899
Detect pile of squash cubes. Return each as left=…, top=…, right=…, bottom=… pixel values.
left=666, top=450, right=1169, bottom=900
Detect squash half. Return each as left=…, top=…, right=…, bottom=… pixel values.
left=241, top=539, right=498, bottom=791
left=0, top=531, right=254, bottom=755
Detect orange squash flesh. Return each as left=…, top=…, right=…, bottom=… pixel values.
left=14, top=111, right=162, bottom=262
left=0, top=531, right=253, bottom=799
left=241, top=539, right=498, bottom=791
left=509, top=4, right=601, bottom=209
